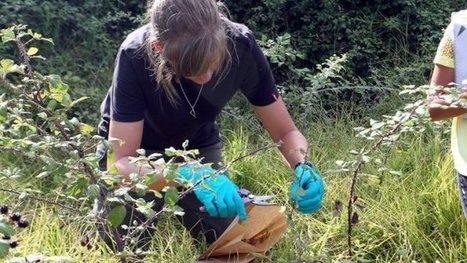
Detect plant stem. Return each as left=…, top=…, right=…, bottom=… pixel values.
left=0, top=187, right=81, bottom=213
left=346, top=104, right=419, bottom=256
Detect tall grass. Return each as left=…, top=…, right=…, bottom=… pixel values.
left=3, top=109, right=467, bottom=262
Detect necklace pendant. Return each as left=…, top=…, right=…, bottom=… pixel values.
left=189, top=109, right=196, bottom=118
left=178, top=82, right=203, bottom=119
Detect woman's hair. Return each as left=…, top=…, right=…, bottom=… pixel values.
left=145, top=0, right=231, bottom=105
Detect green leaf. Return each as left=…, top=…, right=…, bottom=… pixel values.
left=107, top=205, right=127, bottom=227
left=32, top=32, right=42, bottom=39
left=1, top=28, right=15, bottom=43
left=47, top=100, right=58, bottom=111
left=36, top=171, right=49, bottom=178
left=136, top=149, right=146, bottom=156
left=0, top=59, right=13, bottom=70
left=27, top=47, right=38, bottom=56
left=79, top=123, right=94, bottom=134
left=0, top=219, right=15, bottom=236
left=164, top=147, right=177, bottom=157
left=114, top=187, right=131, bottom=197
left=396, top=248, right=410, bottom=257
left=41, top=37, right=54, bottom=44
left=0, top=240, right=9, bottom=259
left=37, top=112, right=48, bottom=119
left=0, top=102, right=7, bottom=122
left=149, top=189, right=163, bottom=199
left=164, top=187, right=179, bottom=206
left=18, top=192, right=29, bottom=200
left=144, top=171, right=157, bottom=185
left=87, top=184, right=100, bottom=199
left=107, top=146, right=118, bottom=175
left=107, top=197, right=125, bottom=204
left=129, top=173, right=140, bottom=182
left=68, top=96, right=89, bottom=109
left=135, top=205, right=156, bottom=219
left=135, top=183, right=147, bottom=196
left=165, top=167, right=177, bottom=182
left=389, top=170, right=403, bottom=176
left=171, top=205, right=185, bottom=216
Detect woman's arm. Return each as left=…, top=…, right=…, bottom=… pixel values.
left=253, top=96, right=308, bottom=167
left=428, top=64, right=467, bottom=121
left=108, top=119, right=177, bottom=190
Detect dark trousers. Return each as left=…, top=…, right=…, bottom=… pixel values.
left=457, top=173, right=467, bottom=218
left=95, top=142, right=234, bottom=250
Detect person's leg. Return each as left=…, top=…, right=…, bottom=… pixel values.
left=176, top=142, right=236, bottom=245
left=456, top=173, right=467, bottom=218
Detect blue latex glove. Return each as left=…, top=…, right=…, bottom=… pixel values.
left=178, top=164, right=247, bottom=221
left=289, top=162, right=325, bottom=214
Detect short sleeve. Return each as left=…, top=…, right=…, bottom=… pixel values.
left=434, top=23, right=455, bottom=68
left=240, top=33, right=279, bottom=106
left=110, top=48, right=147, bottom=122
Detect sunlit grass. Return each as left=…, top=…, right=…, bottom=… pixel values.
left=2, top=111, right=467, bottom=262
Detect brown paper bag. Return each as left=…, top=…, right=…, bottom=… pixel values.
left=196, top=205, right=287, bottom=263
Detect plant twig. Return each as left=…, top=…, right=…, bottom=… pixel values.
left=0, top=187, right=81, bottom=213
left=15, top=33, right=33, bottom=77
left=5, top=35, right=98, bottom=184
left=346, top=105, right=419, bottom=256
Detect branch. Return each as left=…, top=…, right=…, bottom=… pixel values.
left=1, top=59, right=97, bottom=184
left=0, top=146, right=24, bottom=155
left=15, top=33, right=33, bottom=77
left=0, top=187, right=81, bottom=213
left=346, top=104, right=419, bottom=256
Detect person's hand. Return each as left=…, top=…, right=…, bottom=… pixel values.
left=178, top=164, right=247, bottom=221
left=289, top=162, right=325, bottom=214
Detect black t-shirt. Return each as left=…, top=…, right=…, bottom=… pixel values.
left=98, top=21, right=278, bottom=150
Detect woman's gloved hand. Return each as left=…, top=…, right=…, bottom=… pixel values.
left=178, top=164, right=247, bottom=221
left=289, top=162, right=325, bottom=214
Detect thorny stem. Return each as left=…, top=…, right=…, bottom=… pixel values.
left=0, top=187, right=81, bottom=213
left=346, top=104, right=420, bottom=256
left=15, top=32, right=33, bottom=77
left=0, top=146, right=24, bottom=155
left=5, top=32, right=98, bottom=184
left=2, top=29, right=112, bottom=256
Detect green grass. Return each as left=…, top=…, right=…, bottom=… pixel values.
left=2, top=111, right=467, bottom=262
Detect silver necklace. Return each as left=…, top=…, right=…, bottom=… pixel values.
left=179, top=82, right=204, bottom=118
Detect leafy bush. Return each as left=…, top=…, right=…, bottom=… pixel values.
left=225, top=0, right=466, bottom=86
left=0, top=0, right=147, bottom=124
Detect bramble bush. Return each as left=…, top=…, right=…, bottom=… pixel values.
left=0, top=0, right=147, bottom=125
left=0, top=25, right=194, bottom=261
left=0, top=25, right=283, bottom=261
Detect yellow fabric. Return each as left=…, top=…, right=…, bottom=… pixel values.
left=434, top=10, right=467, bottom=69
left=448, top=9, right=467, bottom=175
left=434, top=23, right=455, bottom=68
left=452, top=116, right=467, bottom=175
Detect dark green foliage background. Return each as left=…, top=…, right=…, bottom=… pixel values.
left=1, top=0, right=466, bottom=123
left=0, top=0, right=147, bottom=123
left=224, top=0, right=465, bottom=82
